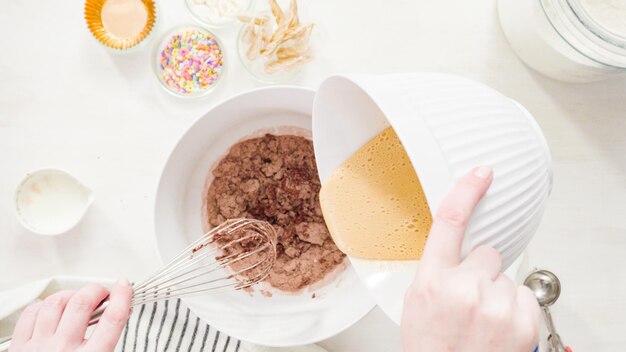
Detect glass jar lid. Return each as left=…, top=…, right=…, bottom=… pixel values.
left=541, top=0, right=626, bottom=68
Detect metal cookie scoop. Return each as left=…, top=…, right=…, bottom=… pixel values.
left=524, top=269, right=572, bottom=352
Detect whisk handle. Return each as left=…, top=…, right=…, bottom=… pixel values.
left=88, top=297, right=110, bottom=326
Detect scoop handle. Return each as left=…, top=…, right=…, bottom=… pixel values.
left=0, top=337, right=10, bottom=351
left=88, top=297, right=110, bottom=326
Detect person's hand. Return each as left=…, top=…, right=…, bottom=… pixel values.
left=401, top=167, right=540, bottom=352
left=10, top=279, right=132, bottom=352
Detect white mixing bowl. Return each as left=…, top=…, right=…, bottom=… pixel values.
left=313, top=73, right=553, bottom=324
left=154, top=86, right=375, bottom=346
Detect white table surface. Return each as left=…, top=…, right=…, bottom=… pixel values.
left=1, top=0, right=625, bottom=351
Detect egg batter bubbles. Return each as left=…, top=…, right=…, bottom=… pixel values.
left=319, top=127, right=432, bottom=260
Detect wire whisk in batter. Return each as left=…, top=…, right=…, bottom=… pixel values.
left=132, top=218, right=277, bottom=305
left=0, top=218, right=277, bottom=351
left=93, top=218, right=276, bottom=324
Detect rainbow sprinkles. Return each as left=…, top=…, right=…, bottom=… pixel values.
left=156, top=27, right=224, bottom=96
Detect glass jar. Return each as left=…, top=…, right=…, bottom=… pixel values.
left=498, top=0, right=626, bottom=82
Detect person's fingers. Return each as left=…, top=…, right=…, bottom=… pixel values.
left=516, top=285, right=541, bottom=326
left=515, top=285, right=541, bottom=346
left=86, top=279, right=132, bottom=351
left=31, top=290, right=75, bottom=338
left=491, top=273, right=517, bottom=298
left=468, top=274, right=517, bottom=348
left=422, top=166, right=493, bottom=270
left=56, top=284, right=109, bottom=343
left=459, top=245, right=502, bottom=280
left=11, top=301, right=43, bottom=345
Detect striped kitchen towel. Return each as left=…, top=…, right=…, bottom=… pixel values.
left=117, top=298, right=241, bottom=352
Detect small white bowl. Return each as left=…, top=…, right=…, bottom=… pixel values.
left=154, top=86, right=375, bottom=346
left=15, top=169, right=94, bottom=236
left=312, top=73, right=553, bottom=324
left=185, top=0, right=255, bottom=29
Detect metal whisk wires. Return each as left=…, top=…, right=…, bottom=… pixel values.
left=0, top=219, right=278, bottom=352
left=132, top=218, right=277, bottom=305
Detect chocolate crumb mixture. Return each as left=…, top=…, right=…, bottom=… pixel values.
left=206, top=134, right=346, bottom=292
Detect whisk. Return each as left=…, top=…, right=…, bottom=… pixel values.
left=91, top=218, right=277, bottom=322
left=0, top=218, right=276, bottom=351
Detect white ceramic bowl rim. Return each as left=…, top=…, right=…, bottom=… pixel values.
left=153, top=85, right=375, bottom=346
left=314, top=74, right=454, bottom=216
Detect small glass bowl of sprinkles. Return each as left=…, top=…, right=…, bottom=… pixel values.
left=154, top=26, right=225, bottom=98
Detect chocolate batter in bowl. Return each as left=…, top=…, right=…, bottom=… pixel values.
left=154, top=86, right=374, bottom=346
left=205, top=133, right=346, bottom=292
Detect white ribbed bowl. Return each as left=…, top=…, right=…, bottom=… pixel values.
left=312, top=73, right=552, bottom=324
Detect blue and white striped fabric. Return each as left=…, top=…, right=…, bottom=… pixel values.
left=114, top=298, right=327, bottom=352
left=116, top=298, right=242, bottom=352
